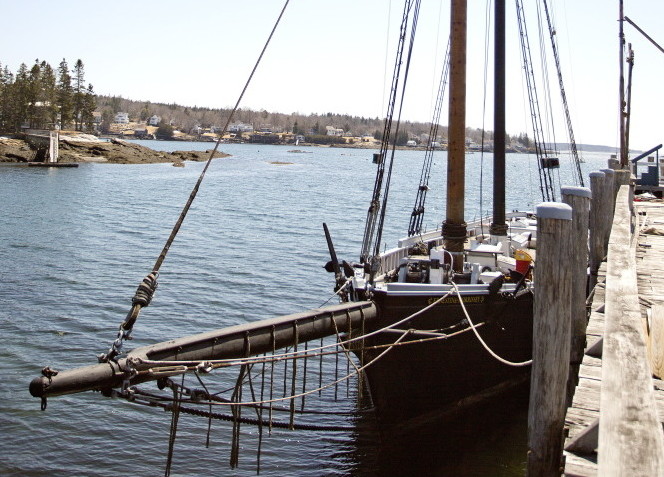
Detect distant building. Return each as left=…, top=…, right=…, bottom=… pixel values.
left=132, top=126, right=149, bottom=138
left=92, top=112, right=102, bottom=131
left=148, top=115, right=161, bottom=126
left=228, top=122, right=254, bottom=133
left=326, top=126, right=344, bottom=137
left=114, top=112, right=129, bottom=124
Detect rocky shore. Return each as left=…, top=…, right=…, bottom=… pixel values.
left=0, top=134, right=228, bottom=165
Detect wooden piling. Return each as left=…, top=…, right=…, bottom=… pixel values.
left=561, top=186, right=592, bottom=404
left=589, top=171, right=607, bottom=291
left=614, top=169, right=632, bottom=205
left=527, top=202, right=574, bottom=477
left=600, top=168, right=616, bottom=249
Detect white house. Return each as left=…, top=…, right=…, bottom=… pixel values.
left=326, top=126, right=344, bottom=137
left=114, top=112, right=129, bottom=124
left=148, top=115, right=161, bottom=126
left=228, top=122, right=254, bottom=133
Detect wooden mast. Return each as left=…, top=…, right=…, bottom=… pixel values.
left=490, top=0, right=508, bottom=239
left=444, top=0, right=468, bottom=272
left=619, top=0, right=627, bottom=167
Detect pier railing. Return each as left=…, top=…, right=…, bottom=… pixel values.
left=598, top=183, right=664, bottom=475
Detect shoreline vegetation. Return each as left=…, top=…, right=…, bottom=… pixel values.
left=0, top=59, right=627, bottom=166
left=0, top=132, right=622, bottom=166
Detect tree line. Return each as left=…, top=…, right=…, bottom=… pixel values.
left=0, top=59, right=96, bottom=133
left=0, top=58, right=532, bottom=147
left=95, top=95, right=535, bottom=148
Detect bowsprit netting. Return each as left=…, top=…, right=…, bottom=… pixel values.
left=118, top=331, right=372, bottom=475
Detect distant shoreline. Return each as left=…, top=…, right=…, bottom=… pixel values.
left=0, top=132, right=625, bottom=165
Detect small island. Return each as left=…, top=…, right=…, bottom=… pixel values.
left=0, top=133, right=228, bottom=165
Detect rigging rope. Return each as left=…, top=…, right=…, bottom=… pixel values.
left=99, top=0, right=292, bottom=364
left=123, top=386, right=357, bottom=432
left=408, top=37, right=450, bottom=237
left=360, top=0, right=421, bottom=276
left=542, top=0, right=584, bottom=187
left=372, top=0, right=421, bottom=263
left=120, top=281, right=524, bottom=421
left=131, top=288, right=459, bottom=375
left=514, top=0, right=557, bottom=202
left=478, top=0, right=493, bottom=237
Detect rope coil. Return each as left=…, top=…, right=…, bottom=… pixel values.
left=131, top=272, right=158, bottom=307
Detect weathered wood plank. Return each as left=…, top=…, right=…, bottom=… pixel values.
left=564, top=456, right=597, bottom=477
left=599, top=185, right=664, bottom=476
left=648, top=305, right=664, bottom=379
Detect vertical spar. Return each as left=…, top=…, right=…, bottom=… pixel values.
left=490, top=0, right=508, bottom=240
left=619, top=0, right=627, bottom=167
left=443, top=0, right=468, bottom=272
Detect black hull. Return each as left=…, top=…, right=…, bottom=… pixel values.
left=355, top=290, right=533, bottom=427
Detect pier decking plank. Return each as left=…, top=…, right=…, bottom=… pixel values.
left=563, top=198, right=664, bottom=476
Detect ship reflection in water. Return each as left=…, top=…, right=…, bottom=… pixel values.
left=348, top=388, right=529, bottom=476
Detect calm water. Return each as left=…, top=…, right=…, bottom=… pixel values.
left=0, top=142, right=609, bottom=476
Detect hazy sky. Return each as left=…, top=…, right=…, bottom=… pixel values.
left=2, top=1, right=662, bottom=150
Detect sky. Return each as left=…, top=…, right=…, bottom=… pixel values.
left=2, top=0, right=663, bottom=150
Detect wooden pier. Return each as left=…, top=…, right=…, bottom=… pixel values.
left=561, top=183, right=664, bottom=475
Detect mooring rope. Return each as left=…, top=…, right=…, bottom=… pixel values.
left=451, top=282, right=532, bottom=367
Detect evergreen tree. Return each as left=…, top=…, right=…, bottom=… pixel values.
left=156, top=122, right=174, bottom=139
left=0, top=63, right=9, bottom=131
left=12, top=63, right=30, bottom=131
left=57, top=59, right=73, bottom=128
left=81, top=83, right=96, bottom=132
left=72, top=59, right=85, bottom=130
left=395, top=130, right=409, bottom=146
left=100, top=108, right=114, bottom=134
left=140, top=102, right=151, bottom=121
left=39, top=61, right=58, bottom=127
left=26, top=62, right=42, bottom=127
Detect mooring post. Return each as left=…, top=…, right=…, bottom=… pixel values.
left=561, top=186, right=592, bottom=405
left=614, top=169, right=632, bottom=208
left=527, top=202, right=573, bottom=477
left=589, top=171, right=606, bottom=291
left=608, top=155, right=620, bottom=170
left=600, top=168, right=616, bottom=250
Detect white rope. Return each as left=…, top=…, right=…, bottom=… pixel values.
left=134, top=287, right=457, bottom=370
left=451, top=282, right=532, bottom=367
left=129, top=282, right=535, bottom=407
left=126, top=327, right=414, bottom=408
left=318, top=277, right=353, bottom=307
